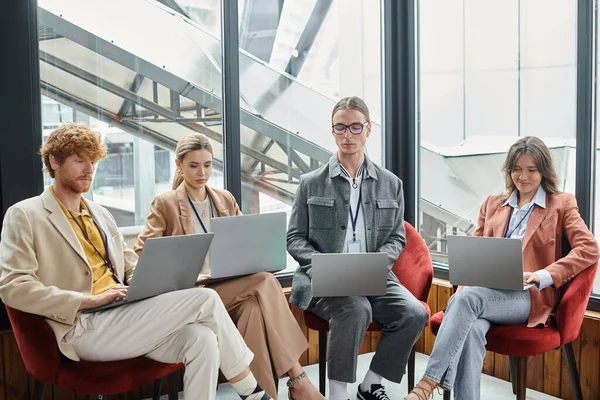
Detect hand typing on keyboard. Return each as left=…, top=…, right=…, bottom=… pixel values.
left=79, top=285, right=129, bottom=310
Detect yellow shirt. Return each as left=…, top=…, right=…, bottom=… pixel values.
left=51, top=188, right=118, bottom=295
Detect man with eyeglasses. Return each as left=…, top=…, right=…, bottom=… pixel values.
left=287, top=96, right=428, bottom=400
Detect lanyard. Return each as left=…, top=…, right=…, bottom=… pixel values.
left=68, top=207, right=124, bottom=286
left=188, top=195, right=214, bottom=234
left=504, top=205, right=535, bottom=238
left=348, top=170, right=365, bottom=242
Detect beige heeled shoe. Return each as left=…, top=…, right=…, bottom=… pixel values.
left=404, top=379, right=443, bottom=400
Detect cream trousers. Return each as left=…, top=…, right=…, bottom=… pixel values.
left=64, top=287, right=254, bottom=400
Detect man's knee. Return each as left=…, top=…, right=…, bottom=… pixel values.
left=385, top=299, right=428, bottom=331
left=409, top=301, right=429, bottom=327
left=331, top=297, right=372, bottom=324
left=180, top=324, right=219, bottom=361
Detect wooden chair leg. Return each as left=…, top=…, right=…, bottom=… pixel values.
left=515, top=356, right=527, bottom=400
left=562, top=343, right=584, bottom=400
left=509, top=356, right=518, bottom=395
left=318, top=330, right=327, bottom=396
left=407, top=346, right=416, bottom=392
left=167, top=371, right=180, bottom=400
left=152, top=378, right=163, bottom=400
left=32, top=381, right=45, bottom=400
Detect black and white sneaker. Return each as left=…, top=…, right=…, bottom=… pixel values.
left=357, top=384, right=390, bottom=400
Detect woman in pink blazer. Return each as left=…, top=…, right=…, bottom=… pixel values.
left=406, top=137, right=598, bottom=400
left=135, top=133, right=324, bottom=400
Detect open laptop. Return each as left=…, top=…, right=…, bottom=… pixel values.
left=199, top=212, right=286, bottom=284
left=311, top=253, right=388, bottom=297
left=82, top=233, right=214, bottom=313
left=447, top=236, right=534, bottom=291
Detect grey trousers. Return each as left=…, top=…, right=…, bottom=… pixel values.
left=424, top=287, right=531, bottom=400
left=309, top=279, right=429, bottom=383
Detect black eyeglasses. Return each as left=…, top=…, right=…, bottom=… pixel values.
left=332, top=122, right=370, bottom=135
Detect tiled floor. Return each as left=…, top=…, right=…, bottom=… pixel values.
left=162, top=352, right=560, bottom=399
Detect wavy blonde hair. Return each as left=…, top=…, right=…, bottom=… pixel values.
left=40, top=123, right=107, bottom=178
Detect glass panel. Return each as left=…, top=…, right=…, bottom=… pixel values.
left=234, top=0, right=383, bottom=273
left=419, top=0, right=576, bottom=264
left=38, top=0, right=225, bottom=237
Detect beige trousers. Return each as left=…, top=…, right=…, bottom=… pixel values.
left=64, top=287, right=253, bottom=400
left=208, top=272, right=309, bottom=399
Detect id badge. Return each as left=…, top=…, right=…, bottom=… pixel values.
left=346, top=239, right=362, bottom=253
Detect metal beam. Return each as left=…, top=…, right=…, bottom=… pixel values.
left=39, top=51, right=183, bottom=122
left=285, top=0, right=333, bottom=77
left=155, top=0, right=188, bottom=16
left=575, top=0, right=596, bottom=231
left=382, top=0, right=419, bottom=226
left=221, top=0, right=243, bottom=203
left=37, top=7, right=331, bottom=164
left=276, top=141, right=311, bottom=173
left=0, top=0, right=44, bottom=221
left=43, top=78, right=301, bottom=181
left=41, top=82, right=177, bottom=151
left=118, top=73, right=145, bottom=117
left=183, top=123, right=302, bottom=179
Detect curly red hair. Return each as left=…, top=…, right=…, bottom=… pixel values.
left=40, top=123, right=107, bottom=178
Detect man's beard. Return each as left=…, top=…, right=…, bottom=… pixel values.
left=59, top=176, right=92, bottom=194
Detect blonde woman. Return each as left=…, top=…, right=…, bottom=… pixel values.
left=135, top=133, right=324, bottom=400
left=406, top=137, right=599, bottom=400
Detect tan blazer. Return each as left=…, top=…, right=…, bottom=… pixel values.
left=134, top=183, right=241, bottom=256
left=474, top=192, right=598, bottom=327
left=0, top=188, right=137, bottom=361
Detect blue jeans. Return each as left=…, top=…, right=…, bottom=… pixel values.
left=424, top=287, right=531, bottom=400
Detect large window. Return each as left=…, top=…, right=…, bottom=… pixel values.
left=38, top=0, right=231, bottom=235
left=38, top=0, right=383, bottom=272
left=419, top=0, right=577, bottom=264
left=180, top=0, right=383, bottom=272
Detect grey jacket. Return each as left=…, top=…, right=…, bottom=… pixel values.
left=287, top=155, right=406, bottom=310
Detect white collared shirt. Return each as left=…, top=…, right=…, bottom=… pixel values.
left=503, top=185, right=552, bottom=290
left=340, top=162, right=367, bottom=253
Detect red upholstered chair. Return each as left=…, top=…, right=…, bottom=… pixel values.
left=304, top=222, right=433, bottom=395
left=6, top=306, right=184, bottom=399
left=429, top=262, right=598, bottom=400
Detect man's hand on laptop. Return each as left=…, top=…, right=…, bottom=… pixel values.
left=524, top=272, right=540, bottom=284
left=79, top=285, right=129, bottom=310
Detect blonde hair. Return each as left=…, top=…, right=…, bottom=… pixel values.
left=503, top=136, right=561, bottom=196
left=172, top=133, right=213, bottom=189
left=331, top=96, right=371, bottom=122
left=40, top=123, right=107, bottom=178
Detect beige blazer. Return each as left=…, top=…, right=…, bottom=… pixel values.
left=0, top=188, right=137, bottom=361
left=134, top=183, right=241, bottom=256
left=475, top=192, right=599, bottom=327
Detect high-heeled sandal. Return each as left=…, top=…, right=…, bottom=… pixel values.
left=286, top=371, right=307, bottom=400
left=405, top=379, right=443, bottom=400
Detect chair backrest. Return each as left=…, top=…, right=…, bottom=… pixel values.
left=391, top=222, right=433, bottom=302
left=555, top=262, right=598, bottom=344
left=5, top=306, right=61, bottom=383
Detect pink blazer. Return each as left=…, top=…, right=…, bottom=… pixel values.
left=134, top=182, right=241, bottom=256
left=474, top=192, right=598, bottom=327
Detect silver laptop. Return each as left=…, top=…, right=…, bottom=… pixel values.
left=204, top=212, right=286, bottom=283
left=447, top=236, right=534, bottom=291
left=311, top=253, right=388, bottom=297
left=82, top=233, right=214, bottom=313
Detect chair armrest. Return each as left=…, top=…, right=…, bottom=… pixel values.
left=555, top=262, right=598, bottom=344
